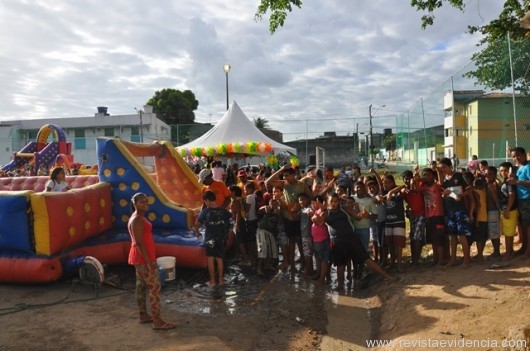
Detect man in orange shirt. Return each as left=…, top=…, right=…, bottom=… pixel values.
left=199, top=168, right=231, bottom=209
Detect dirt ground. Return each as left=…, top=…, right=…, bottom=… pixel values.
left=0, top=250, right=529, bottom=351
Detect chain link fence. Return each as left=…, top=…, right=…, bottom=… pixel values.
left=396, top=34, right=530, bottom=172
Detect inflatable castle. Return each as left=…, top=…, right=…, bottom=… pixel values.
left=0, top=128, right=206, bottom=283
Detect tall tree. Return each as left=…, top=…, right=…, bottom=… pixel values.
left=412, top=0, right=529, bottom=93
left=464, top=36, right=530, bottom=94
left=253, top=116, right=270, bottom=129
left=411, top=0, right=528, bottom=43
left=146, top=88, right=199, bottom=125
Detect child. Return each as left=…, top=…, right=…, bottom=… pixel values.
left=401, top=169, right=426, bottom=267
left=499, top=162, right=518, bottom=260
left=382, top=175, right=407, bottom=272
left=469, top=176, right=488, bottom=260
left=420, top=168, right=447, bottom=266
left=298, top=193, right=314, bottom=277
left=366, top=179, right=386, bottom=265
left=45, top=167, right=71, bottom=192
left=485, top=166, right=501, bottom=258
left=439, top=157, right=472, bottom=268
left=195, top=191, right=233, bottom=286
left=244, top=182, right=259, bottom=261
left=256, top=199, right=281, bottom=275
left=311, top=195, right=330, bottom=284
left=228, top=185, right=251, bottom=266
left=326, top=193, right=394, bottom=290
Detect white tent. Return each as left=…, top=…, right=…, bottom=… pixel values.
left=178, top=101, right=296, bottom=156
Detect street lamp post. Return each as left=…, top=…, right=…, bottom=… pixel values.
left=223, top=64, right=231, bottom=110
left=369, top=104, right=385, bottom=168
left=134, top=107, right=144, bottom=143
left=369, top=104, right=373, bottom=168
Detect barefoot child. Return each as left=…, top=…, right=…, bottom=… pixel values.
left=195, top=191, right=233, bottom=286
left=326, top=194, right=394, bottom=290
left=298, top=192, right=314, bottom=277
left=499, top=162, right=518, bottom=259
left=256, top=199, right=281, bottom=275
left=310, top=195, right=330, bottom=284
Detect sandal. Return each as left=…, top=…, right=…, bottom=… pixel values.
left=153, top=321, right=176, bottom=331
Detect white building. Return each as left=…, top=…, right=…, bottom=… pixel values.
left=0, top=105, right=171, bottom=166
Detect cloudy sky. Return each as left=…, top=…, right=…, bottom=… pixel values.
left=0, top=0, right=504, bottom=141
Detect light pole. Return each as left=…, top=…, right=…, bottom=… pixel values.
left=134, top=107, right=144, bottom=143
left=369, top=104, right=373, bottom=168
left=369, top=104, right=385, bottom=168
left=223, top=64, right=231, bottom=110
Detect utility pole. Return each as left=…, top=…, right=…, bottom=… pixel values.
left=369, top=104, right=373, bottom=168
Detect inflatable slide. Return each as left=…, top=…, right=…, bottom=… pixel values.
left=0, top=137, right=206, bottom=283
left=1, top=124, right=73, bottom=174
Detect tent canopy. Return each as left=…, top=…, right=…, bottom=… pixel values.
left=178, top=101, right=296, bottom=157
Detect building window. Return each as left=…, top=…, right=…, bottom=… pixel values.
left=469, top=126, right=472, bottom=135
left=131, top=127, right=140, bottom=142
left=445, top=129, right=453, bottom=137
left=74, top=129, right=86, bottom=150
left=104, top=127, right=114, bottom=137
left=27, top=130, right=38, bottom=140
left=469, top=105, right=473, bottom=115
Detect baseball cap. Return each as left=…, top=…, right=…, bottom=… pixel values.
left=237, top=170, right=247, bottom=177
left=198, top=168, right=212, bottom=183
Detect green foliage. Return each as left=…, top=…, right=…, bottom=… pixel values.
left=411, top=0, right=528, bottom=43
left=255, top=0, right=303, bottom=34
left=410, top=0, right=464, bottom=29
left=146, top=88, right=199, bottom=126
left=253, top=116, right=270, bottom=129
left=412, top=0, right=529, bottom=93
left=464, top=36, right=530, bottom=94
left=382, top=134, right=397, bottom=151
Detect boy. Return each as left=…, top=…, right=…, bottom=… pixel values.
left=326, top=194, right=394, bottom=290
left=485, top=166, right=501, bottom=258
left=195, top=191, right=233, bottom=286
left=256, top=198, right=281, bottom=275
left=401, top=169, right=426, bottom=267
left=420, top=168, right=447, bottom=266
left=298, top=193, right=314, bottom=277
left=382, top=175, right=407, bottom=272
left=499, top=162, right=518, bottom=260
left=439, top=157, right=472, bottom=267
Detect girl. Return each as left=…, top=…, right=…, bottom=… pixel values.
left=45, top=167, right=70, bottom=192
left=128, top=193, right=175, bottom=330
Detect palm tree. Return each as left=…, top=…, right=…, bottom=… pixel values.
left=253, top=117, right=270, bottom=129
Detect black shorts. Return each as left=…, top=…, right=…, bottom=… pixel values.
left=331, top=238, right=369, bottom=266
left=425, top=216, right=445, bottom=246
left=284, top=219, right=301, bottom=238
left=471, top=221, right=487, bottom=244
left=205, top=233, right=226, bottom=258
left=236, top=219, right=258, bottom=244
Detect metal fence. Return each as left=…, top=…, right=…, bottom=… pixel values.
left=396, top=34, right=530, bottom=171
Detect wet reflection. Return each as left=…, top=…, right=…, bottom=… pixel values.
left=153, top=261, right=377, bottom=318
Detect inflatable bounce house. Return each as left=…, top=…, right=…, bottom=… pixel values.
left=1, top=124, right=73, bottom=175
left=0, top=131, right=206, bottom=284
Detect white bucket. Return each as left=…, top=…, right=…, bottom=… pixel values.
left=156, top=256, right=176, bottom=282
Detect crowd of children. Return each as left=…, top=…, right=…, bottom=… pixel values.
left=193, top=149, right=530, bottom=290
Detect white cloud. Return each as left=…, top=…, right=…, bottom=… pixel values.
left=0, top=0, right=504, bottom=139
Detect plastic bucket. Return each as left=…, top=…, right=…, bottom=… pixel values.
left=156, top=256, right=176, bottom=282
